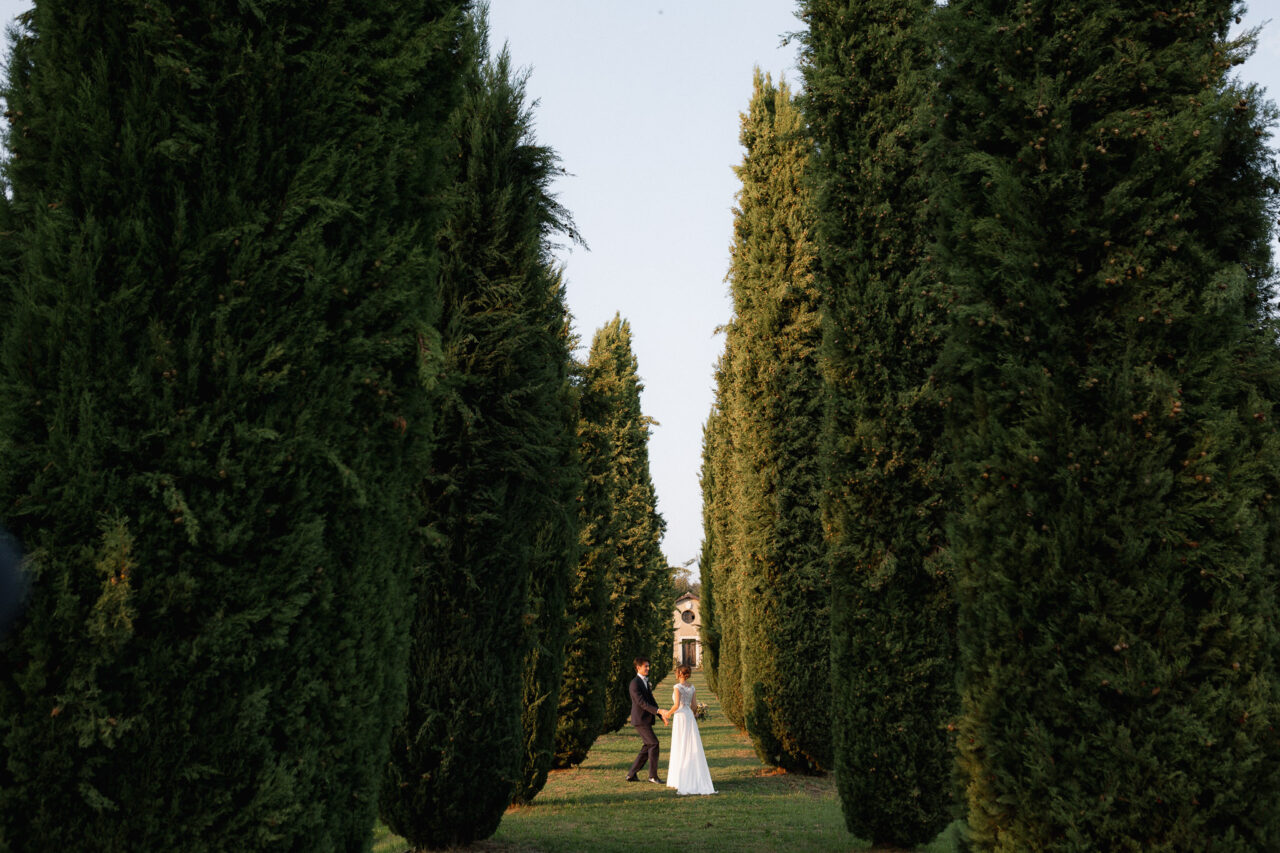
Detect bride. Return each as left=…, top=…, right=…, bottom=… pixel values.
left=664, top=665, right=716, bottom=796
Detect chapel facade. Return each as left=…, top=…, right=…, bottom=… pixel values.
left=672, top=592, right=702, bottom=669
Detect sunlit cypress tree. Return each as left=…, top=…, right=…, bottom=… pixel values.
left=724, top=70, right=829, bottom=772
left=378, top=24, right=581, bottom=847
left=0, top=2, right=467, bottom=849
left=935, top=0, right=1280, bottom=847
left=799, top=0, right=958, bottom=843
left=594, top=315, right=670, bottom=734
left=696, top=403, right=724, bottom=697
left=703, top=353, right=746, bottom=728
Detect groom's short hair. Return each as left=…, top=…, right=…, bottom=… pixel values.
left=634, top=655, right=650, bottom=668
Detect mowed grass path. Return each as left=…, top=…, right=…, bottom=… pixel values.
left=374, top=671, right=963, bottom=853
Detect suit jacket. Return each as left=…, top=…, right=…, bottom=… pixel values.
left=629, top=674, right=661, bottom=727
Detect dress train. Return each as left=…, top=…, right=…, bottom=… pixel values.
left=666, top=682, right=715, bottom=796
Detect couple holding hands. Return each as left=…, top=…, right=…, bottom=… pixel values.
left=625, top=656, right=716, bottom=796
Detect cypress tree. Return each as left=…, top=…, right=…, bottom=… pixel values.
left=0, top=2, right=466, bottom=850
left=697, top=405, right=723, bottom=696
left=798, top=0, right=958, bottom=843
left=935, top=0, right=1280, bottom=847
left=512, top=264, right=580, bottom=805
left=642, top=562, right=674, bottom=689
left=553, top=357, right=620, bottom=768
left=704, top=354, right=746, bottom=728
left=378, top=26, right=581, bottom=848
left=593, top=316, right=671, bottom=734
left=723, top=70, right=830, bottom=772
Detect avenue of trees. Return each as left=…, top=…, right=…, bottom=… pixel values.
left=0, top=3, right=669, bottom=851
left=703, top=0, right=1280, bottom=850
left=1, top=0, right=1278, bottom=851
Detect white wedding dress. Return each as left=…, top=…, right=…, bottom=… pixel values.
left=666, top=682, right=716, bottom=795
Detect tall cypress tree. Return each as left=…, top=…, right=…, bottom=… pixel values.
left=641, top=554, right=674, bottom=689
left=593, top=316, right=670, bottom=734
left=0, top=2, right=466, bottom=850
left=704, top=353, right=746, bottom=728
left=799, top=0, right=957, bottom=843
left=512, top=264, right=580, bottom=806
left=723, top=70, right=830, bottom=772
left=378, top=25, right=581, bottom=848
left=935, top=0, right=1280, bottom=848
left=696, top=404, right=724, bottom=697
left=553, top=356, right=619, bottom=768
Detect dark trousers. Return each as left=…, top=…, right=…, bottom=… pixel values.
left=627, top=722, right=660, bottom=780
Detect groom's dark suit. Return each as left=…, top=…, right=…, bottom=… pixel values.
left=626, top=673, right=663, bottom=782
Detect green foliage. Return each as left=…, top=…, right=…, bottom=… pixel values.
left=512, top=264, right=581, bottom=805
left=647, top=604, right=675, bottom=688
left=798, top=0, right=959, bottom=843
left=377, top=24, right=580, bottom=847
left=671, top=564, right=699, bottom=599
left=702, top=358, right=745, bottom=728
left=933, top=0, right=1280, bottom=848
left=696, top=413, right=721, bottom=697
left=554, top=358, right=621, bottom=767
left=720, top=70, right=830, bottom=772
left=0, top=2, right=466, bottom=849
left=592, top=316, right=671, bottom=733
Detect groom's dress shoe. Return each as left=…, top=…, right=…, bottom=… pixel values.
left=624, top=775, right=639, bottom=782
left=648, top=777, right=663, bottom=784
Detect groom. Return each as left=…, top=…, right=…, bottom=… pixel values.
left=625, top=655, right=669, bottom=784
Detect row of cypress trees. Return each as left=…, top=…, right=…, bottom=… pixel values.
left=706, top=71, right=831, bottom=772
left=376, top=26, right=581, bottom=847
left=0, top=1, right=472, bottom=848
left=594, top=315, right=674, bottom=733
left=0, top=3, right=670, bottom=851
left=705, top=0, right=1280, bottom=849
left=556, top=315, right=673, bottom=762
left=378, top=29, right=672, bottom=852
left=552, top=340, right=622, bottom=768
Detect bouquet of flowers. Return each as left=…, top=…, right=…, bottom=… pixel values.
left=692, top=701, right=710, bottom=720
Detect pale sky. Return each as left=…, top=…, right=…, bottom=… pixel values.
left=487, top=1, right=1280, bottom=574
left=0, top=1, right=1277, bottom=576
left=486, top=2, right=803, bottom=572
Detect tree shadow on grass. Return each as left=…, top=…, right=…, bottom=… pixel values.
left=704, top=755, right=762, bottom=770
left=374, top=827, right=542, bottom=853
left=519, top=788, right=677, bottom=808
left=582, top=758, right=643, bottom=771
left=529, top=774, right=798, bottom=807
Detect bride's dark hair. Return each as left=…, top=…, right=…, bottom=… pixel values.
left=675, top=665, right=692, bottom=679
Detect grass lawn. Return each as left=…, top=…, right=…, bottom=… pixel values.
left=373, top=671, right=964, bottom=853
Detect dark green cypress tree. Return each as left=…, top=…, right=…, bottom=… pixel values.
left=723, top=70, right=830, bottom=772
left=512, top=264, right=581, bottom=805
left=377, top=25, right=581, bottom=848
left=798, top=0, right=958, bottom=843
left=935, top=0, right=1280, bottom=847
left=593, top=316, right=670, bottom=734
left=642, top=557, right=674, bottom=689
left=553, top=357, right=620, bottom=768
left=0, top=2, right=467, bottom=850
